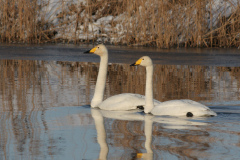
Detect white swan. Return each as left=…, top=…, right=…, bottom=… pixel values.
left=84, top=44, right=161, bottom=110
left=130, top=56, right=217, bottom=117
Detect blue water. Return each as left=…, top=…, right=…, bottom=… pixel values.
left=0, top=45, right=240, bottom=160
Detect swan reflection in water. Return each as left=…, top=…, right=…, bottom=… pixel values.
left=91, top=109, right=153, bottom=160
left=91, top=109, right=209, bottom=160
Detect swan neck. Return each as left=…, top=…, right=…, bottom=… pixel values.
left=91, top=53, right=108, bottom=107
left=145, top=65, right=154, bottom=113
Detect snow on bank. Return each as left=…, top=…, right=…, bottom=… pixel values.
left=43, top=0, right=239, bottom=45
left=207, top=0, right=239, bottom=29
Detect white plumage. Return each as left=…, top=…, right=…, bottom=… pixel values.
left=151, top=99, right=217, bottom=116
left=99, top=93, right=161, bottom=111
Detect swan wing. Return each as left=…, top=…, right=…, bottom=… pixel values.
left=151, top=99, right=217, bottom=117
left=98, top=93, right=161, bottom=111
left=98, top=93, right=145, bottom=111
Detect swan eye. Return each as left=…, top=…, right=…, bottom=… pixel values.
left=98, top=47, right=99, bottom=49
left=142, top=59, right=144, bottom=60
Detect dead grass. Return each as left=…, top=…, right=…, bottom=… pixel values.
left=0, top=0, right=239, bottom=48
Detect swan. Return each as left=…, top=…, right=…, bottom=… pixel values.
left=84, top=44, right=161, bottom=111
left=130, top=56, right=217, bottom=117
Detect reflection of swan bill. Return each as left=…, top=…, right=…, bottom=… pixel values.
left=133, top=153, right=153, bottom=160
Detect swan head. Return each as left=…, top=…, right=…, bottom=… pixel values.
left=130, top=56, right=153, bottom=67
left=84, top=44, right=108, bottom=57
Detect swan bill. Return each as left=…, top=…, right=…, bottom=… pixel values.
left=84, top=47, right=97, bottom=54
left=130, top=63, right=136, bottom=66
left=130, top=58, right=143, bottom=66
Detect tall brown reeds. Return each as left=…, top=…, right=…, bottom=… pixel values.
left=2, top=59, right=240, bottom=112
left=0, top=0, right=239, bottom=48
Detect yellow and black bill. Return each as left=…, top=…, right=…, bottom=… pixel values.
left=131, top=153, right=143, bottom=159
left=130, top=58, right=142, bottom=66
left=84, top=47, right=97, bottom=54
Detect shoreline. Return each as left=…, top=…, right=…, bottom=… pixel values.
left=0, top=43, right=240, bottom=67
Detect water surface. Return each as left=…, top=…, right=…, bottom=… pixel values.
left=0, top=45, right=240, bottom=160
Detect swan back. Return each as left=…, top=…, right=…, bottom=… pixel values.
left=151, top=99, right=217, bottom=117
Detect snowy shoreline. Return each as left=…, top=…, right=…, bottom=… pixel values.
left=0, top=0, right=239, bottom=48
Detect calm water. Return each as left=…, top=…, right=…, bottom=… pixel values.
left=0, top=45, right=240, bottom=160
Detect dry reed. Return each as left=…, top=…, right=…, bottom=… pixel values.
left=0, top=0, right=239, bottom=48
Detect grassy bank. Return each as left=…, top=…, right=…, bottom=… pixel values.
left=0, top=0, right=240, bottom=48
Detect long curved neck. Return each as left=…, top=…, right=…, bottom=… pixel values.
left=91, top=53, right=108, bottom=108
left=144, top=65, right=154, bottom=113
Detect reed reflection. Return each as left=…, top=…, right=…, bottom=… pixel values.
left=1, top=59, right=240, bottom=113
left=0, top=59, right=240, bottom=159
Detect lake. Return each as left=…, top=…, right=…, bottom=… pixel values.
left=0, top=44, right=240, bottom=160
